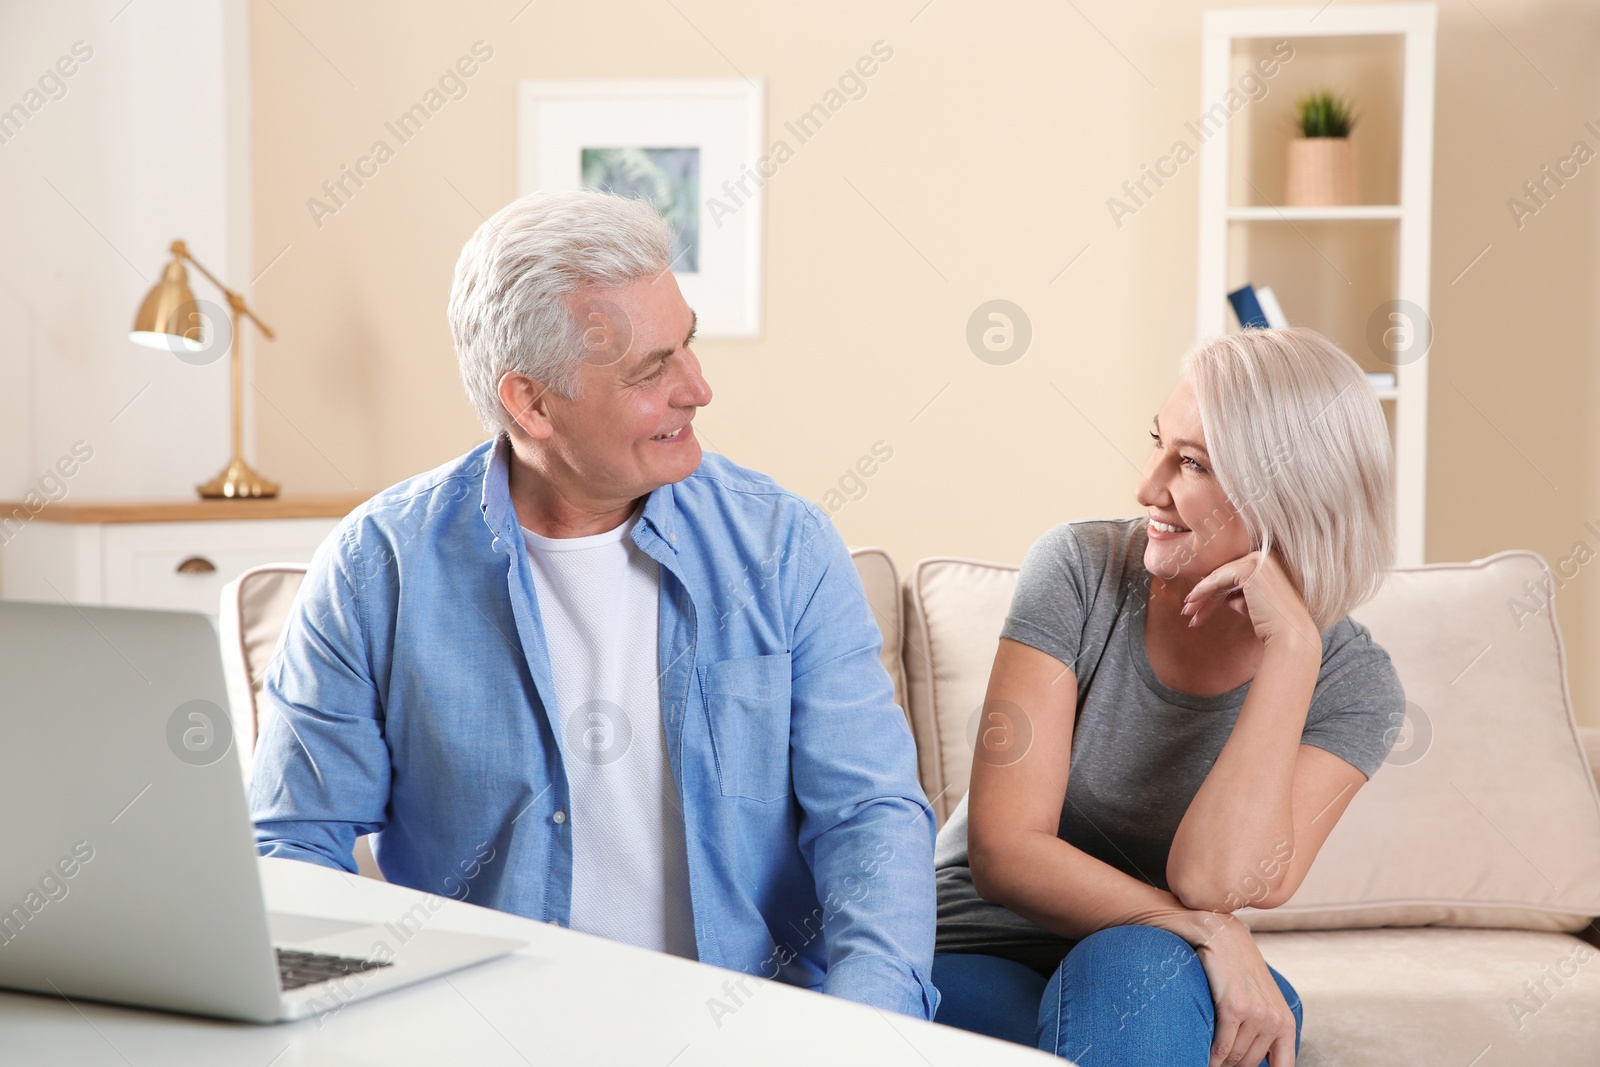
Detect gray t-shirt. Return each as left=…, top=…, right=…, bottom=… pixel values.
left=934, top=518, right=1405, bottom=971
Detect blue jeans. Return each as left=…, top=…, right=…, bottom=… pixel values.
left=932, top=925, right=1303, bottom=1063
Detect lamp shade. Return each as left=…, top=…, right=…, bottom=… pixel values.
left=129, top=257, right=203, bottom=351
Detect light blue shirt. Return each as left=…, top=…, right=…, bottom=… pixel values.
left=248, top=435, right=939, bottom=1018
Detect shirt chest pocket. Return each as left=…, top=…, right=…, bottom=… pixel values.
left=699, top=653, right=792, bottom=803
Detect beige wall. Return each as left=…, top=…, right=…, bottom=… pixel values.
left=250, top=0, right=1600, bottom=723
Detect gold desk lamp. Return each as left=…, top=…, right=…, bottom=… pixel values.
left=129, top=239, right=279, bottom=498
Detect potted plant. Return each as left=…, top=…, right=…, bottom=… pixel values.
left=1286, top=90, right=1358, bottom=206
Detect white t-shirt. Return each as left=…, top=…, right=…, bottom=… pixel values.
left=522, top=504, right=697, bottom=959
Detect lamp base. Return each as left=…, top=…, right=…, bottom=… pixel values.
left=197, top=457, right=280, bottom=499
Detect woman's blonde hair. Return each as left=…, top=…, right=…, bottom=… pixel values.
left=1181, top=326, right=1395, bottom=632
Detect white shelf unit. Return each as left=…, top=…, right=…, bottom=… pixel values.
left=1197, top=3, right=1437, bottom=565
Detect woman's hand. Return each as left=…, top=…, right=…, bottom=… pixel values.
left=1180, top=549, right=1317, bottom=650
left=1187, top=913, right=1298, bottom=1067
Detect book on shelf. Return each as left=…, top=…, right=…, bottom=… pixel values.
left=1227, top=284, right=1268, bottom=330
left=1227, top=283, right=1289, bottom=330
left=1255, top=286, right=1288, bottom=329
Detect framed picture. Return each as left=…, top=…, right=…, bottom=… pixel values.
left=517, top=79, right=765, bottom=338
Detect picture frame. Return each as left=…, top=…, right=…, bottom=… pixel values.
left=517, top=78, right=766, bottom=338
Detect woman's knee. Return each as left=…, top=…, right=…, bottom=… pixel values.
left=1269, top=966, right=1304, bottom=1047
left=1059, top=924, right=1208, bottom=998
left=1040, top=925, right=1211, bottom=1052
left=1071, top=923, right=1192, bottom=959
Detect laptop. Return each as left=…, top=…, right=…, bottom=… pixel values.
left=0, top=600, right=522, bottom=1023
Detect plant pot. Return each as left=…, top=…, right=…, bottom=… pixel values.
left=1285, top=136, right=1357, bottom=206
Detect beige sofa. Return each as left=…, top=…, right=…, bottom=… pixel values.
left=855, top=545, right=1600, bottom=1066
left=224, top=546, right=1600, bottom=1065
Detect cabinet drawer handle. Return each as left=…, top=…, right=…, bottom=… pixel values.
left=176, top=556, right=217, bottom=575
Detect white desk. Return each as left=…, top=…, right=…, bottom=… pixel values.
left=0, top=857, right=1059, bottom=1065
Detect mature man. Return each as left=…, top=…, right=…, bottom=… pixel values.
left=248, top=190, right=938, bottom=1017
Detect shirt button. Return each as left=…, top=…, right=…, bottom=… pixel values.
left=552, top=810, right=566, bottom=824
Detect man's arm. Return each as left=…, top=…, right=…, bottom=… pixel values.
left=248, top=525, right=392, bottom=874
left=786, top=509, right=939, bottom=1021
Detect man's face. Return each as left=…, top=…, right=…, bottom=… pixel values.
left=526, top=270, right=712, bottom=503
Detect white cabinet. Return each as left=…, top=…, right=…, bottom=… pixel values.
left=0, top=498, right=364, bottom=615
left=1197, top=3, right=1437, bottom=564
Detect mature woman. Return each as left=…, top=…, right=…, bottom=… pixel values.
left=930, top=327, right=1405, bottom=1065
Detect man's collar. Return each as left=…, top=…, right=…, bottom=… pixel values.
left=637, top=472, right=679, bottom=553
left=478, top=434, right=518, bottom=553
left=480, top=432, right=679, bottom=554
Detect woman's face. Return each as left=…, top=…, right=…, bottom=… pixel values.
left=1135, top=378, right=1253, bottom=583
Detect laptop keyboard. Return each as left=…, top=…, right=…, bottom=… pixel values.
left=276, top=947, right=393, bottom=991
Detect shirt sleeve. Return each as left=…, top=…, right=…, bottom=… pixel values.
left=1298, top=619, right=1407, bottom=779
left=787, top=505, right=940, bottom=1021
left=247, top=520, right=392, bottom=873
left=998, top=523, right=1090, bottom=671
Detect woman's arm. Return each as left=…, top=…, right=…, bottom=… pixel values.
left=967, top=638, right=1221, bottom=946
left=1164, top=552, right=1371, bottom=912
left=970, top=636, right=1301, bottom=1067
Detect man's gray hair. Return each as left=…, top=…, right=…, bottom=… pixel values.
left=448, top=189, right=672, bottom=431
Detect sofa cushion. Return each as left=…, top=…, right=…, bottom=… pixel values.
left=1255, top=928, right=1600, bottom=1065
left=1242, top=551, right=1600, bottom=933
left=1582, top=726, right=1600, bottom=786
left=902, top=557, right=1019, bottom=823
left=218, top=563, right=308, bottom=768
left=902, top=547, right=1600, bottom=931
left=849, top=547, right=907, bottom=721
